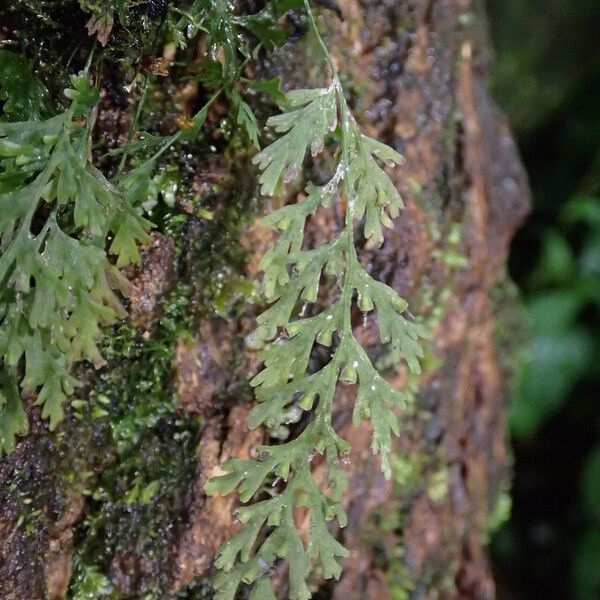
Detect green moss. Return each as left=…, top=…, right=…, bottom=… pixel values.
left=484, top=491, right=512, bottom=542
left=377, top=454, right=421, bottom=599
left=1, top=439, right=56, bottom=536
left=427, top=467, right=450, bottom=505
left=69, top=563, right=112, bottom=600
left=186, top=180, right=260, bottom=320
left=433, top=223, right=469, bottom=269
left=54, top=208, right=198, bottom=597
left=63, top=277, right=199, bottom=597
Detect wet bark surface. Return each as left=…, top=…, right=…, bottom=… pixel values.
left=0, top=1, right=529, bottom=598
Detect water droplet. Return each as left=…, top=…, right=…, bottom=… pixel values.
left=283, top=164, right=300, bottom=183
left=310, top=138, right=324, bottom=157
left=244, top=333, right=263, bottom=351
left=285, top=406, right=302, bottom=424
left=258, top=558, right=270, bottom=570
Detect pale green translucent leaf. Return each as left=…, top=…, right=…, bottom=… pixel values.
left=207, top=21, right=426, bottom=598
left=0, top=50, right=52, bottom=121
left=252, top=85, right=337, bottom=195
left=0, top=367, right=28, bottom=455
left=0, top=80, right=151, bottom=439
left=249, top=579, right=277, bottom=600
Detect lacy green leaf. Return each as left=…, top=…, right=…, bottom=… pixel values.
left=252, top=85, right=338, bottom=195
left=206, top=3, right=428, bottom=598
left=0, top=50, right=52, bottom=121
left=229, top=90, right=261, bottom=149
left=0, top=71, right=150, bottom=439
left=0, top=367, right=28, bottom=455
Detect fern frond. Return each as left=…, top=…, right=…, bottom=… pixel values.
left=0, top=366, right=28, bottom=455
left=177, top=0, right=302, bottom=79
left=0, top=49, right=52, bottom=121
left=0, top=66, right=150, bottom=445
left=205, top=2, right=428, bottom=598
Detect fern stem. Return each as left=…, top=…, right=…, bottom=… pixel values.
left=303, top=0, right=337, bottom=76
left=83, top=40, right=97, bottom=73
left=303, top=0, right=357, bottom=339
left=117, top=77, right=150, bottom=175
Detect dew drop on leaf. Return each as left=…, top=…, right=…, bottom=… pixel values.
left=283, top=164, right=300, bottom=183
left=310, top=138, right=324, bottom=157
left=291, top=406, right=304, bottom=421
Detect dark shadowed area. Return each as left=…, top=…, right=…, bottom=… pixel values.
left=486, top=1, right=600, bottom=599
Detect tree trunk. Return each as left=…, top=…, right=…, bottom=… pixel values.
left=0, top=1, right=529, bottom=599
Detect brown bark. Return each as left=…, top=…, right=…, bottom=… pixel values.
left=0, top=1, right=529, bottom=599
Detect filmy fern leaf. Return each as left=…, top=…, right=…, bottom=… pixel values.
left=0, top=67, right=150, bottom=447
left=177, top=0, right=302, bottom=80
left=0, top=366, right=28, bottom=455
left=205, top=2, right=428, bottom=598
left=0, top=49, right=52, bottom=121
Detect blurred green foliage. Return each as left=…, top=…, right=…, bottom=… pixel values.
left=487, top=1, right=600, bottom=598
left=488, top=0, right=600, bottom=136
left=488, top=0, right=600, bottom=211
left=510, top=197, right=600, bottom=438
